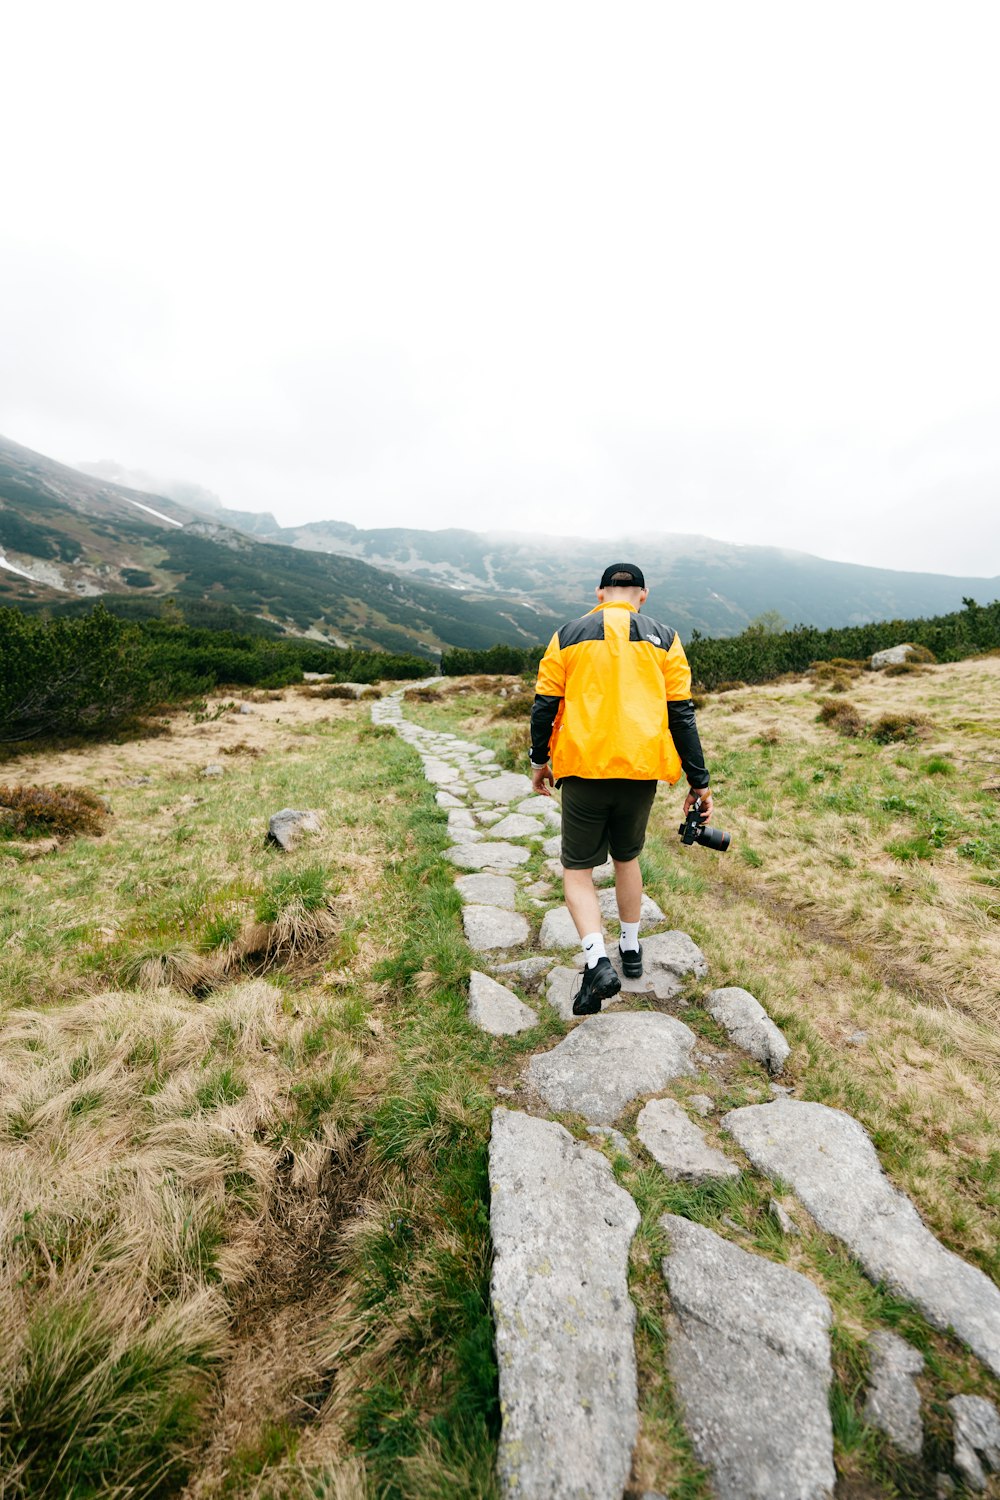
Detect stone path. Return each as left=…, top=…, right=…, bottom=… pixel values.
left=372, top=683, right=1000, bottom=1499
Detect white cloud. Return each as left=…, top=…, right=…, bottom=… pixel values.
left=1, top=0, right=998, bottom=577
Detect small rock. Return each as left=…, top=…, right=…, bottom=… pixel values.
left=707, top=987, right=791, bottom=1076
left=239, top=702, right=253, bottom=714
left=768, top=1198, right=800, bottom=1236
left=864, top=1330, right=924, bottom=1458
left=936, top=1476, right=956, bottom=1498
left=661, top=1213, right=836, bottom=1500
left=542, top=833, right=562, bottom=858
left=771, top=1083, right=793, bottom=1096
left=461, top=905, right=530, bottom=951
left=454, top=873, right=517, bottom=909
left=587, top=1125, right=631, bottom=1156
left=267, top=808, right=322, bottom=850
left=524, top=880, right=552, bottom=898
left=689, top=1093, right=714, bottom=1117
left=636, top=1098, right=738, bottom=1182
left=495, top=1084, right=517, bottom=1097
left=515, top=795, right=561, bottom=828
left=468, top=971, right=538, bottom=1035
left=124, top=775, right=152, bottom=787
left=846, top=1030, right=868, bottom=1046
left=950, top=1394, right=1000, bottom=1492
left=527, top=1012, right=697, bottom=1124
left=720, top=1215, right=744, bottom=1234
left=201, top=763, right=224, bottom=777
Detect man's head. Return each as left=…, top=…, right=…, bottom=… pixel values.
left=596, top=562, right=648, bottom=607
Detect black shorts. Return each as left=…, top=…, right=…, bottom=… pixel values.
left=558, top=776, right=659, bottom=869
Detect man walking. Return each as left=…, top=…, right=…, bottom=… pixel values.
left=529, top=563, right=713, bottom=1014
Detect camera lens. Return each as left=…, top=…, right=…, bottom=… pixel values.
left=697, top=825, right=731, bottom=852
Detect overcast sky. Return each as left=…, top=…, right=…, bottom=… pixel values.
left=2, top=1, right=999, bottom=577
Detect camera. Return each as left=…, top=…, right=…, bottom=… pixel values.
left=678, top=796, right=731, bottom=853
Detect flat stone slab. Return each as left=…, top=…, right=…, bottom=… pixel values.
left=454, top=873, right=518, bottom=909
left=473, top=771, right=534, bottom=804
left=461, top=905, right=530, bottom=951
left=435, top=790, right=464, bottom=808
left=707, top=987, right=790, bottom=1076
left=538, top=905, right=582, bottom=949
left=491, top=956, right=556, bottom=989
left=542, top=834, right=562, bottom=858
left=599, top=889, right=665, bottom=927
left=864, top=1330, right=924, bottom=1458
left=950, top=1394, right=1000, bottom=1491
left=637, top=1098, right=739, bottom=1181
left=490, top=1109, right=640, bottom=1500
left=446, top=807, right=478, bottom=837
left=488, top=812, right=547, bottom=839
left=515, top=795, right=562, bottom=828
left=527, top=1012, right=697, bottom=1124
left=725, top=1099, right=1000, bottom=1378
left=468, top=971, right=538, bottom=1035
left=661, top=1213, right=835, bottom=1500
left=446, top=841, right=531, bottom=872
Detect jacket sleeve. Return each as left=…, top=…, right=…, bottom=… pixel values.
left=530, top=633, right=564, bottom=766
left=662, top=634, right=710, bottom=789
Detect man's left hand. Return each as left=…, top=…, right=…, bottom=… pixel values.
left=531, top=763, right=555, bottom=797
left=683, top=787, right=713, bottom=821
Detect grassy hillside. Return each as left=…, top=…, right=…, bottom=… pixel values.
left=189, top=504, right=1000, bottom=638
left=2, top=658, right=998, bottom=1495
left=0, top=436, right=556, bottom=655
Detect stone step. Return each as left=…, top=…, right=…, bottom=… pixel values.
left=636, top=1098, right=739, bottom=1182
left=461, top=904, right=530, bottom=952
left=726, top=1099, right=1000, bottom=1379
left=490, top=1108, right=640, bottom=1500
left=446, top=841, right=531, bottom=872
left=468, top=972, right=538, bottom=1036
left=454, top=872, right=518, bottom=909
left=527, top=1012, right=697, bottom=1124
left=661, top=1213, right=836, bottom=1500
left=706, top=987, right=790, bottom=1076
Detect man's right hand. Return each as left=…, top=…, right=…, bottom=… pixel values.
left=683, top=787, right=713, bottom=821
left=531, top=763, right=555, bottom=797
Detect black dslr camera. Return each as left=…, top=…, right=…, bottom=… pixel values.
left=679, top=796, right=731, bottom=853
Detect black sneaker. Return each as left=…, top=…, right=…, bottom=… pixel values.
left=619, top=943, right=643, bottom=979
left=572, top=956, right=622, bottom=1015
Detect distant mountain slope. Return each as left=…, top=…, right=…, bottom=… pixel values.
left=176, top=505, right=1000, bottom=636
left=0, top=436, right=556, bottom=654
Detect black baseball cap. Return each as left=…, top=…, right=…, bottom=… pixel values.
left=599, top=562, right=645, bottom=588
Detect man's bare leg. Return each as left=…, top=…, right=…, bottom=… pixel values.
left=612, top=856, right=643, bottom=923
left=563, top=866, right=602, bottom=938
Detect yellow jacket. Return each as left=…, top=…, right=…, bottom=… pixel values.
left=531, top=601, right=703, bottom=784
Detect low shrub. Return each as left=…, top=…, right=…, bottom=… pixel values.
left=492, top=695, right=533, bottom=720
left=714, top=680, right=746, bottom=693
left=868, top=713, right=930, bottom=744
left=403, top=687, right=442, bottom=704
left=0, top=784, right=109, bottom=840
left=817, top=701, right=864, bottom=738
left=883, top=662, right=928, bottom=677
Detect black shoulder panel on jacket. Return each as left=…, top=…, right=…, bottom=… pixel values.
left=558, top=613, right=606, bottom=650
left=628, top=614, right=676, bottom=652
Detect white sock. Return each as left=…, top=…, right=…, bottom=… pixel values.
left=620, top=920, right=641, bottom=952
left=582, top=932, right=606, bottom=968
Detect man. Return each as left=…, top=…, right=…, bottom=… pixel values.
left=529, top=562, right=713, bottom=1015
